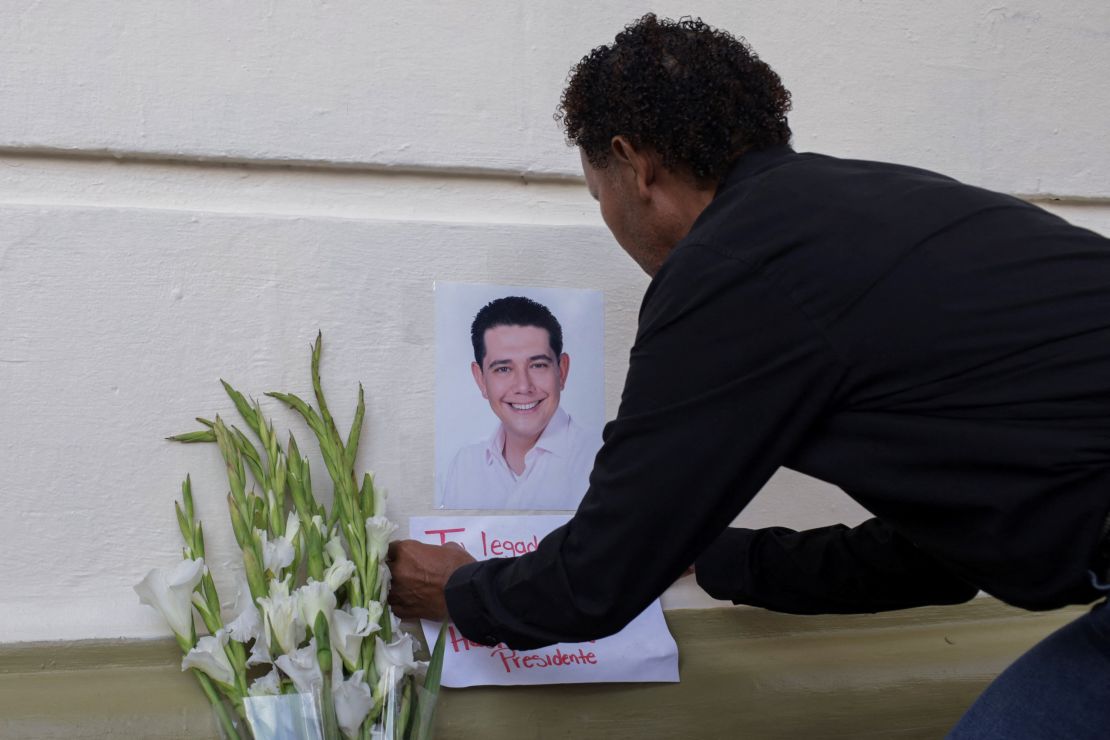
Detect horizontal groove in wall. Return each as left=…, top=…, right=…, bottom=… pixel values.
left=0, top=149, right=599, bottom=226
left=1, top=150, right=1108, bottom=228
left=0, top=145, right=585, bottom=182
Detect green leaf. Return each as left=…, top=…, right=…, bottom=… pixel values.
left=310, top=332, right=344, bottom=451
left=359, top=473, right=374, bottom=519
left=265, top=391, right=326, bottom=438
left=182, top=476, right=195, bottom=522
left=306, top=524, right=325, bottom=582
left=166, top=429, right=217, bottom=443
left=230, top=426, right=263, bottom=480
left=194, top=521, right=207, bottom=560
left=344, top=383, right=365, bottom=471
left=226, top=493, right=247, bottom=547
left=313, top=612, right=332, bottom=674
left=213, top=418, right=246, bottom=503
left=412, top=622, right=450, bottom=740
left=220, top=379, right=262, bottom=437
left=175, top=501, right=193, bottom=550
left=423, top=622, right=449, bottom=696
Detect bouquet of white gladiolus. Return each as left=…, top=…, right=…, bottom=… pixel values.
left=137, top=334, right=446, bottom=740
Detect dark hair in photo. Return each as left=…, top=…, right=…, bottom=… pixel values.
left=471, top=296, right=564, bottom=366
left=556, top=13, right=792, bottom=185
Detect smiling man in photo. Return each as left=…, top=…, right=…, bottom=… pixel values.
left=441, top=295, right=598, bottom=510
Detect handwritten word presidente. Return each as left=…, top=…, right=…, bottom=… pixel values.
left=447, top=626, right=598, bottom=673
left=423, top=528, right=540, bottom=558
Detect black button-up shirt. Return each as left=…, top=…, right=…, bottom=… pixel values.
left=446, top=146, right=1110, bottom=650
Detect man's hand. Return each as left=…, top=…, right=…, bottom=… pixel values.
left=387, top=539, right=476, bottom=620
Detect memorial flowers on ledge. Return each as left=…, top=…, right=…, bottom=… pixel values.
left=137, top=334, right=446, bottom=740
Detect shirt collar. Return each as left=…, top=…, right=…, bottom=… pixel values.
left=483, top=406, right=572, bottom=466
left=716, top=145, right=797, bottom=195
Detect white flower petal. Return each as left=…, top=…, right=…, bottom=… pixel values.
left=333, top=669, right=374, bottom=739
left=246, top=637, right=272, bottom=667
left=258, top=530, right=295, bottom=573
left=324, top=558, right=356, bottom=592
left=181, top=630, right=236, bottom=686
left=225, top=599, right=263, bottom=644
left=257, top=588, right=304, bottom=656
left=364, top=516, right=397, bottom=563
left=377, top=563, right=392, bottom=603
left=296, top=580, right=337, bottom=631
left=285, top=511, right=301, bottom=543
left=248, top=667, right=283, bottom=696
left=275, top=638, right=323, bottom=695
left=325, top=535, right=347, bottom=564
left=331, top=604, right=382, bottom=668
left=134, top=558, right=204, bottom=640
left=373, top=634, right=425, bottom=689
left=371, top=479, right=387, bottom=520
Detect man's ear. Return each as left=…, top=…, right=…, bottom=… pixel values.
left=610, top=135, right=655, bottom=200
left=558, top=353, right=570, bottom=389
left=470, top=361, right=489, bottom=400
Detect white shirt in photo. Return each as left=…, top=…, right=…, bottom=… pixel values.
left=441, top=407, right=599, bottom=510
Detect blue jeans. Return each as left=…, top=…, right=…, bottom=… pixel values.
left=948, top=576, right=1110, bottom=739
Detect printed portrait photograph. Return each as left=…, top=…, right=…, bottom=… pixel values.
left=434, top=282, right=605, bottom=510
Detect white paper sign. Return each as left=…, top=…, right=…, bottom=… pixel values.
left=410, top=515, right=680, bottom=687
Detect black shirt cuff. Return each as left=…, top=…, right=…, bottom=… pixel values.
left=694, top=527, right=754, bottom=602
left=444, top=560, right=501, bottom=646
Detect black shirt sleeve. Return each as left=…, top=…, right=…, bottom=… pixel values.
left=446, top=243, right=849, bottom=649
left=695, top=518, right=978, bottom=614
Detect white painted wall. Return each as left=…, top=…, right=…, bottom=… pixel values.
left=2, top=2, right=1108, bottom=643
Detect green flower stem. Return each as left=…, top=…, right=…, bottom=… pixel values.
left=192, top=668, right=242, bottom=740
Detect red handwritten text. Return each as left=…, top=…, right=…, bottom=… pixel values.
left=424, top=527, right=466, bottom=546
left=491, top=646, right=598, bottom=674
left=480, top=531, right=539, bottom=557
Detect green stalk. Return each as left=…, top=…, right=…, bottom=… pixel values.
left=193, top=668, right=242, bottom=740
left=394, top=677, right=413, bottom=740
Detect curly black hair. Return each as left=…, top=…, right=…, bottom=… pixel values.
left=556, top=14, right=792, bottom=184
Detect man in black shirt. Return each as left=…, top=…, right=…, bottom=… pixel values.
left=389, top=14, right=1110, bottom=736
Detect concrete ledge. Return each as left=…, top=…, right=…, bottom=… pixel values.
left=0, top=600, right=1084, bottom=739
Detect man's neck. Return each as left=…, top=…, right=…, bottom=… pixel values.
left=502, top=431, right=541, bottom=475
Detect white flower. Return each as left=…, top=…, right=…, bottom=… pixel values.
left=374, top=634, right=426, bottom=693
left=257, top=580, right=304, bottom=656
left=325, top=534, right=346, bottom=564
left=331, top=604, right=382, bottom=669
left=296, top=579, right=337, bottom=630
left=371, top=476, right=387, bottom=519
left=377, top=562, right=392, bottom=603
left=364, top=516, right=397, bottom=562
left=181, top=629, right=235, bottom=686
left=247, top=637, right=272, bottom=667
left=257, top=529, right=295, bottom=574
left=333, top=669, right=374, bottom=739
left=324, top=557, right=356, bottom=592
left=284, top=511, right=301, bottom=542
left=225, top=598, right=263, bottom=645
left=134, top=558, right=205, bottom=640
left=275, top=638, right=323, bottom=694
left=269, top=575, right=293, bottom=599
left=373, top=667, right=397, bottom=712
left=248, top=666, right=283, bottom=697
